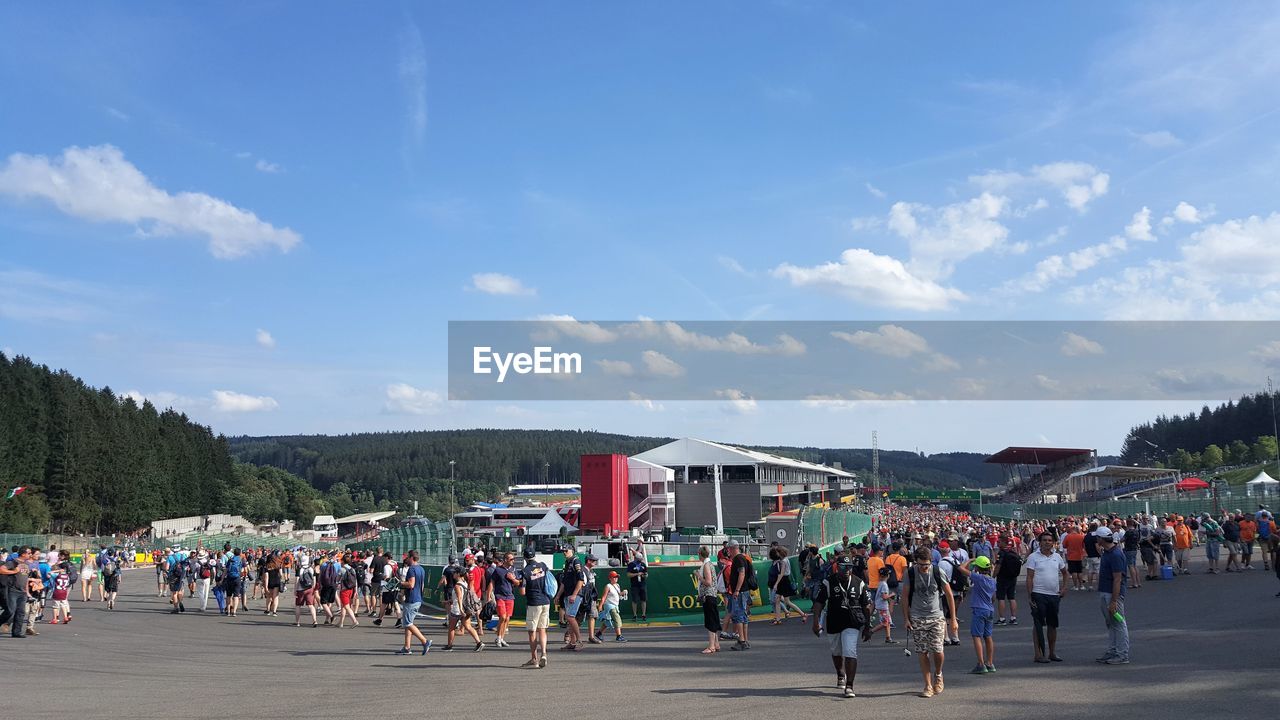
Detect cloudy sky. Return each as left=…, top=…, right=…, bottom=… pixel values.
left=3, top=2, right=1279, bottom=454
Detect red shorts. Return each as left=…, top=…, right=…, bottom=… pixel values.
left=339, top=588, right=355, bottom=607
left=295, top=589, right=315, bottom=607
left=496, top=599, right=514, bottom=618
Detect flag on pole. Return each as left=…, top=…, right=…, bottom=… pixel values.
left=6, top=486, right=26, bottom=499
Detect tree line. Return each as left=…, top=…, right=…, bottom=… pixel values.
left=1120, top=390, right=1280, bottom=472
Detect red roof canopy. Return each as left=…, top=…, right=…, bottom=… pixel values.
left=985, top=447, right=1094, bottom=465
left=1176, top=477, right=1209, bottom=490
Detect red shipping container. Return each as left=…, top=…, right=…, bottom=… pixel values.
left=580, top=454, right=629, bottom=533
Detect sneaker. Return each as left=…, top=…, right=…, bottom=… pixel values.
left=934, top=674, right=944, bottom=693
left=373, top=619, right=382, bottom=626
left=521, top=658, right=539, bottom=668
left=919, top=687, right=934, bottom=698
left=1009, top=617, right=1018, bottom=625
left=843, top=687, right=856, bottom=698
left=615, top=635, right=628, bottom=643
left=474, top=642, right=484, bottom=652
left=538, top=655, right=548, bottom=668
left=984, top=664, right=996, bottom=673
left=641, top=616, right=647, bottom=622
left=587, top=637, right=603, bottom=645
left=885, top=639, right=900, bottom=644
left=423, top=640, right=433, bottom=655
left=1103, top=656, right=1130, bottom=665
left=730, top=641, right=747, bottom=651
left=1095, top=653, right=1117, bottom=663
left=970, top=664, right=987, bottom=674
left=836, top=675, right=846, bottom=688
left=395, top=647, right=412, bottom=655
left=394, top=620, right=402, bottom=628
left=442, top=645, right=454, bottom=652
left=995, top=618, right=1007, bottom=626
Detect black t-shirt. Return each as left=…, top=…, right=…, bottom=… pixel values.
left=814, top=572, right=869, bottom=634
left=1123, top=529, right=1139, bottom=551
left=0, top=558, right=24, bottom=590
left=1084, top=533, right=1099, bottom=558
left=1222, top=521, right=1240, bottom=542
left=848, top=555, right=868, bottom=583
left=728, top=553, right=751, bottom=592
left=995, top=549, right=1022, bottom=580
left=559, top=560, right=584, bottom=599
left=370, top=555, right=387, bottom=583
left=626, top=559, right=647, bottom=587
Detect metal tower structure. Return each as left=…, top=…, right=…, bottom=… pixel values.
left=871, top=430, right=880, bottom=488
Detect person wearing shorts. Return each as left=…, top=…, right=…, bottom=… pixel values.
left=516, top=547, right=553, bottom=668
left=395, top=551, right=431, bottom=655
left=903, top=548, right=957, bottom=699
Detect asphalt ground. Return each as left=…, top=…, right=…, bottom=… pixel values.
left=7, top=548, right=1279, bottom=720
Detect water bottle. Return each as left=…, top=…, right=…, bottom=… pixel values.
left=1112, top=611, right=1125, bottom=623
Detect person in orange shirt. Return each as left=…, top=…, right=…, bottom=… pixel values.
left=1238, top=516, right=1258, bottom=570
left=866, top=547, right=886, bottom=592
left=1173, top=519, right=1194, bottom=574
left=1062, top=527, right=1087, bottom=590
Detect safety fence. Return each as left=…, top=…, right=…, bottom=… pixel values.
left=982, top=498, right=1226, bottom=520
left=345, top=520, right=456, bottom=565
left=797, top=506, right=873, bottom=551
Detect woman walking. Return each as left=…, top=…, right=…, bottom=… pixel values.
left=769, top=547, right=807, bottom=624
left=697, top=546, right=721, bottom=654
left=263, top=554, right=283, bottom=617
left=79, top=552, right=96, bottom=602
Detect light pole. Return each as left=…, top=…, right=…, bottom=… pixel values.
left=544, top=462, right=551, bottom=504
left=1269, top=378, right=1279, bottom=489
left=449, top=460, right=457, bottom=518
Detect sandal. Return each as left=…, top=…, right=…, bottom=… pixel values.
left=701, top=648, right=716, bottom=654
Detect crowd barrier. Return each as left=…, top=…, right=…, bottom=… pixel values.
left=981, top=498, right=1227, bottom=520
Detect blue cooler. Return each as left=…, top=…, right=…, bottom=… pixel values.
left=1160, top=564, right=1175, bottom=580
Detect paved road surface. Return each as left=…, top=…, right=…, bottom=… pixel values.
left=8, top=552, right=1279, bottom=719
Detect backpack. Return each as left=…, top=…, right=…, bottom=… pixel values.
left=341, top=567, right=358, bottom=590
left=354, top=562, right=367, bottom=586
left=103, top=560, right=118, bottom=577
left=67, top=564, right=80, bottom=585
left=460, top=582, right=482, bottom=616
left=743, top=559, right=759, bottom=592
left=320, top=561, right=339, bottom=588
left=541, top=563, right=558, bottom=598
left=941, top=558, right=968, bottom=594
left=168, top=563, right=184, bottom=583
left=998, top=550, right=1022, bottom=577
left=806, top=555, right=825, bottom=582
left=827, top=574, right=868, bottom=630
left=884, top=561, right=899, bottom=589
left=298, top=569, right=315, bottom=590
left=199, top=563, right=212, bottom=580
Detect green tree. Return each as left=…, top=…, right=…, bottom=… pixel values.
left=1228, top=439, right=1251, bottom=465
left=1172, top=448, right=1196, bottom=472
left=1254, top=436, right=1279, bottom=465
left=1201, top=444, right=1224, bottom=469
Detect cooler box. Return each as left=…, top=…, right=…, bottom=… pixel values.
left=1160, top=565, right=1175, bottom=580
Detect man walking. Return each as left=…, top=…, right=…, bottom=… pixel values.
left=394, top=550, right=432, bottom=655
left=993, top=539, right=1022, bottom=626
left=811, top=555, right=873, bottom=698
left=0, top=546, right=33, bottom=637
left=1095, top=527, right=1129, bottom=664
left=1025, top=531, right=1068, bottom=663
left=725, top=540, right=755, bottom=651
left=903, top=547, right=958, bottom=698
left=515, top=545, right=553, bottom=668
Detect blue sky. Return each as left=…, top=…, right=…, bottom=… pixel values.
left=3, top=2, right=1280, bottom=454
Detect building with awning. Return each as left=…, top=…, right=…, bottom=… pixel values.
left=630, top=438, right=856, bottom=531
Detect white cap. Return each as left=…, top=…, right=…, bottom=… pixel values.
left=1093, top=527, right=1114, bottom=542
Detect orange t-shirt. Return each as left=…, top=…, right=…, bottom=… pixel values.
left=1063, top=532, right=1086, bottom=562
left=1174, top=524, right=1193, bottom=550
left=1239, top=520, right=1257, bottom=542
left=886, top=554, right=907, bottom=584
left=867, top=555, right=885, bottom=589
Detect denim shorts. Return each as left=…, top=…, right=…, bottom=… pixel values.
left=565, top=595, right=583, bottom=617
left=402, top=601, right=422, bottom=627
left=729, top=592, right=750, bottom=624
left=970, top=607, right=994, bottom=638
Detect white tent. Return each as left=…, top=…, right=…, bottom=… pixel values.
left=527, top=509, right=578, bottom=536
left=1246, top=471, right=1279, bottom=495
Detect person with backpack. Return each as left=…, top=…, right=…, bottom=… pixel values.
left=993, top=539, right=1022, bottom=626
left=224, top=548, right=244, bottom=618
left=811, top=555, right=873, bottom=699
left=903, top=546, right=958, bottom=698
left=725, top=539, right=756, bottom=651
left=937, top=542, right=967, bottom=646
left=374, top=551, right=400, bottom=627
left=293, top=556, right=320, bottom=627
left=768, top=546, right=807, bottom=624
left=337, top=553, right=360, bottom=628
left=101, top=550, right=121, bottom=610
left=515, top=544, right=554, bottom=668
left=317, top=553, right=340, bottom=624
left=166, top=552, right=187, bottom=614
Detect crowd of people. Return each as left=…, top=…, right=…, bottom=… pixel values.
left=3, top=502, right=1277, bottom=699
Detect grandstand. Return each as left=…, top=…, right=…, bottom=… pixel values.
left=1068, top=465, right=1183, bottom=501
left=987, top=446, right=1097, bottom=502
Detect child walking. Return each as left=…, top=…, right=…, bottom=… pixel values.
left=955, top=555, right=997, bottom=673
left=595, top=571, right=628, bottom=642
left=866, top=567, right=900, bottom=645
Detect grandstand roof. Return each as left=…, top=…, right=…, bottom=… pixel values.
left=632, top=437, right=855, bottom=478
left=1068, top=465, right=1174, bottom=480
left=986, top=446, right=1094, bottom=465
left=334, top=511, right=396, bottom=524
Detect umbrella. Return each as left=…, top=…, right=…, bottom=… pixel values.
left=1176, top=477, right=1209, bottom=491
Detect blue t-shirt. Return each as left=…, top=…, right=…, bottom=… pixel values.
left=972, top=540, right=993, bottom=560
left=403, top=564, right=425, bottom=604
left=1097, top=546, right=1127, bottom=596
left=225, top=556, right=243, bottom=579
left=968, top=573, right=996, bottom=613
left=626, top=559, right=648, bottom=587
left=931, top=549, right=942, bottom=567
left=520, top=562, right=551, bottom=606
left=488, top=565, right=515, bottom=601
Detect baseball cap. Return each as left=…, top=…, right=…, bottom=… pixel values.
left=522, top=546, right=536, bottom=559
left=972, top=556, right=991, bottom=569
left=608, top=571, right=618, bottom=578
left=1093, top=527, right=1114, bottom=541
left=725, top=539, right=740, bottom=548
left=938, top=540, right=950, bottom=549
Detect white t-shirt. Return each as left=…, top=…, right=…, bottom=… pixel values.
left=1025, top=550, right=1067, bottom=595
left=602, top=583, right=621, bottom=606
left=950, top=547, right=969, bottom=565
left=874, top=583, right=893, bottom=611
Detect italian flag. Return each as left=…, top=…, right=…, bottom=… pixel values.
left=6, top=486, right=25, bottom=499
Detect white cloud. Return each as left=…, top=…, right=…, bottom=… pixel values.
left=618, top=320, right=806, bottom=356
left=715, top=388, right=758, bottom=414
left=1181, top=213, right=1280, bottom=284
left=255, top=328, right=276, bottom=349
left=627, top=391, right=663, bottom=412
left=803, top=389, right=913, bottom=408
left=254, top=159, right=282, bottom=174
left=1173, top=201, right=1204, bottom=224
left=234, top=151, right=253, bottom=160
left=888, top=192, right=1009, bottom=280
left=531, top=315, right=618, bottom=343
left=849, top=215, right=883, bottom=232
left=772, top=248, right=967, bottom=311
left=831, top=324, right=929, bottom=358
left=717, top=256, right=752, bottom=276
left=123, top=390, right=198, bottom=409
left=641, top=350, right=686, bottom=378
left=1033, top=374, right=1061, bottom=392
left=1251, top=341, right=1280, bottom=368
left=921, top=353, right=961, bottom=372
left=865, top=182, right=887, bottom=199
left=399, top=18, right=428, bottom=152
left=1125, top=207, right=1154, bottom=241
left=1151, top=368, right=1243, bottom=394
left=971, top=162, right=1109, bottom=212
left=1012, top=198, right=1049, bottom=218
left=1061, top=331, right=1105, bottom=356
left=211, top=389, right=279, bottom=412
left=105, top=107, right=129, bottom=121
left=595, top=359, right=635, bottom=376
left=1004, top=237, right=1127, bottom=293
left=0, top=145, right=301, bottom=259
left=1132, top=130, right=1183, bottom=148
left=383, top=383, right=441, bottom=415
left=471, top=272, right=536, bottom=296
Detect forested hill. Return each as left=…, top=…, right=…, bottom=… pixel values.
left=1120, top=390, right=1280, bottom=470
left=229, top=431, right=1006, bottom=520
